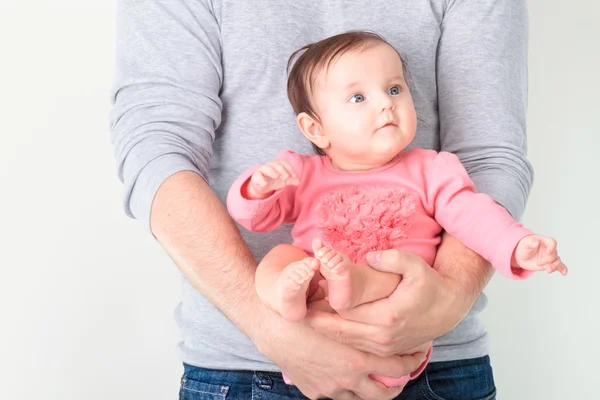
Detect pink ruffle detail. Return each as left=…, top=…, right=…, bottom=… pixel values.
left=317, top=186, right=417, bottom=262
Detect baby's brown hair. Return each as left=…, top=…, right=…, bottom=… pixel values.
left=287, top=31, right=407, bottom=155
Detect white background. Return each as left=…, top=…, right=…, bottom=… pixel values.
left=0, top=1, right=598, bottom=399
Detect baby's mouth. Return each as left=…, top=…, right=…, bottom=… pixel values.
left=377, top=121, right=398, bottom=131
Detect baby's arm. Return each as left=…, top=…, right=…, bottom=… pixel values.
left=513, top=235, right=568, bottom=275
left=226, top=151, right=303, bottom=232
left=429, top=152, right=567, bottom=279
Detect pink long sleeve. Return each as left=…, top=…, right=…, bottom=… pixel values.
left=226, top=151, right=304, bottom=232
left=428, top=152, right=534, bottom=279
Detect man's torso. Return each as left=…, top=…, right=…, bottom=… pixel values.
left=177, top=0, right=489, bottom=370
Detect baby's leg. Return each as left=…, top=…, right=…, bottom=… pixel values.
left=312, top=238, right=400, bottom=312
left=255, top=244, right=320, bottom=322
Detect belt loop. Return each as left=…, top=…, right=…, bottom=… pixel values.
left=254, top=372, right=273, bottom=390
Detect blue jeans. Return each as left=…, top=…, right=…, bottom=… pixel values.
left=179, top=356, right=496, bottom=400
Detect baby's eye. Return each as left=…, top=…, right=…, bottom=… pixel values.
left=349, top=94, right=365, bottom=103
left=389, top=86, right=401, bottom=95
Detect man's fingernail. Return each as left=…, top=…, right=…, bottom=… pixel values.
left=367, top=252, right=381, bottom=265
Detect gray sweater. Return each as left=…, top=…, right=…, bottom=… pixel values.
left=110, top=0, right=533, bottom=370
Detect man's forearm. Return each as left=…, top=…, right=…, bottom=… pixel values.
left=149, top=170, right=269, bottom=341
left=433, top=231, right=494, bottom=310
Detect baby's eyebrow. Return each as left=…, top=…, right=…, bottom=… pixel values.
left=343, top=81, right=362, bottom=91
left=342, top=75, right=406, bottom=91
left=390, top=75, right=406, bottom=82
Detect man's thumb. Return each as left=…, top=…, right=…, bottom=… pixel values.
left=366, top=249, right=426, bottom=274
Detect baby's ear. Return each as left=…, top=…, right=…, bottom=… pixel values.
left=297, top=112, right=329, bottom=150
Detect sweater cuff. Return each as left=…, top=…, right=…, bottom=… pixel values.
left=128, top=154, right=203, bottom=233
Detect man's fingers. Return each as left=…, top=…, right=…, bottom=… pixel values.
left=368, top=351, right=427, bottom=379
left=304, top=310, right=398, bottom=356
left=365, top=249, right=426, bottom=275
left=354, top=378, right=404, bottom=400
left=305, top=305, right=414, bottom=353
left=305, top=310, right=377, bottom=342
left=338, top=298, right=394, bottom=325
left=328, top=391, right=361, bottom=400
left=305, top=309, right=375, bottom=337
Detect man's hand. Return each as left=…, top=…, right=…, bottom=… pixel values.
left=253, top=308, right=428, bottom=400
left=305, top=249, right=472, bottom=357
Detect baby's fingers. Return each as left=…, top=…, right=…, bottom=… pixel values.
left=521, top=236, right=540, bottom=256
left=276, top=161, right=300, bottom=185
left=558, top=263, right=568, bottom=276
left=253, top=172, right=269, bottom=188
left=261, top=164, right=284, bottom=180
left=279, top=161, right=298, bottom=178
left=270, top=161, right=299, bottom=185
left=526, top=238, right=540, bottom=249
left=543, top=257, right=568, bottom=276
left=543, top=237, right=557, bottom=255
left=271, top=162, right=291, bottom=179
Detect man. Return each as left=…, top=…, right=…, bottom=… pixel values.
left=110, top=0, right=532, bottom=398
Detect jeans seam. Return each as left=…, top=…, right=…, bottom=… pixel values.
left=420, top=370, right=446, bottom=400
left=482, top=389, right=497, bottom=400
left=183, top=387, right=226, bottom=397
left=420, top=369, right=497, bottom=400
left=181, top=377, right=228, bottom=397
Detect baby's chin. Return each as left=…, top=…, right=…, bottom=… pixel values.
left=375, top=136, right=410, bottom=154
left=368, top=146, right=403, bottom=165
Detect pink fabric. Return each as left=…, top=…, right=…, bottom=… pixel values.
left=227, top=149, right=534, bottom=387
left=227, top=149, right=533, bottom=278
left=317, top=185, right=416, bottom=263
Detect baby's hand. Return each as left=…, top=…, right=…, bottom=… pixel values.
left=247, top=160, right=300, bottom=198
left=512, top=235, right=568, bottom=275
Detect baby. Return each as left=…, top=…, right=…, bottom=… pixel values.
left=227, top=31, right=567, bottom=387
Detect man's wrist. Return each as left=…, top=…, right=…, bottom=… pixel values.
left=248, top=305, right=301, bottom=361
left=435, top=233, right=493, bottom=292
left=433, top=232, right=494, bottom=328
left=440, top=273, right=477, bottom=330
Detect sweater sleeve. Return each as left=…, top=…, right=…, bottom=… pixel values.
left=428, top=152, right=534, bottom=279
left=109, top=0, right=222, bottom=231
left=437, top=0, right=534, bottom=220
left=226, top=150, right=304, bottom=232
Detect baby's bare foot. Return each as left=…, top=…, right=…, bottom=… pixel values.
left=312, top=238, right=359, bottom=311
left=275, top=258, right=319, bottom=321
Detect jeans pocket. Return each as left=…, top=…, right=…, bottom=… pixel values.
left=179, top=375, right=230, bottom=400
left=419, top=356, right=496, bottom=400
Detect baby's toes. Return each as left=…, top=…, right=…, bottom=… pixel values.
left=311, top=237, right=324, bottom=252
left=295, top=265, right=314, bottom=281
left=317, top=247, right=335, bottom=262
left=327, top=254, right=344, bottom=270
left=303, top=258, right=320, bottom=271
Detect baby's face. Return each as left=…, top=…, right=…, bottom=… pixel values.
left=313, top=42, right=417, bottom=170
